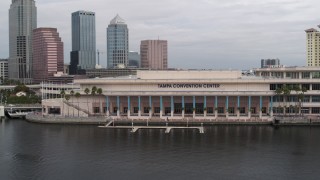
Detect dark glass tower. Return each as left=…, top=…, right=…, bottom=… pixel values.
left=70, top=10, right=96, bottom=75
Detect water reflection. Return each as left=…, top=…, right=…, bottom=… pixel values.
left=0, top=120, right=320, bottom=180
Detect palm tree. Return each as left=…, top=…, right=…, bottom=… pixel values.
left=299, top=87, right=308, bottom=116
left=60, top=90, right=65, bottom=116
left=65, top=95, right=70, bottom=117
left=75, top=92, right=81, bottom=117
left=292, top=85, right=301, bottom=115
left=275, top=87, right=283, bottom=115
left=97, top=88, right=103, bottom=115
left=84, top=88, right=90, bottom=114
left=282, top=85, right=291, bottom=116
left=60, top=89, right=65, bottom=98
left=70, top=90, right=75, bottom=117
left=91, top=86, right=97, bottom=115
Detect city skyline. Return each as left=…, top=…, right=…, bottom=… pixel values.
left=1, top=0, right=320, bottom=69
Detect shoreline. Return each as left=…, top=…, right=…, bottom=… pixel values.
left=25, top=114, right=272, bottom=125
left=23, top=114, right=320, bottom=126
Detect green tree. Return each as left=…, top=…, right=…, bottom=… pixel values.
left=75, top=92, right=81, bottom=117
left=275, top=87, right=283, bottom=115
left=292, top=85, right=301, bottom=115
left=282, top=85, right=291, bottom=115
left=91, top=86, right=97, bottom=114
left=84, top=88, right=90, bottom=114
left=60, top=90, right=66, bottom=116
left=65, top=95, right=71, bottom=117
left=97, top=88, right=103, bottom=115
left=70, top=90, right=75, bottom=117
left=14, top=84, right=30, bottom=94
left=299, top=87, right=308, bottom=116
left=275, top=85, right=292, bottom=115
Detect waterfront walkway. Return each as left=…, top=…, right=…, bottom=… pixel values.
left=26, top=114, right=272, bottom=125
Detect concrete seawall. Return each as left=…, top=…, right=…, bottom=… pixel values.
left=273, top=116, right=320, bottom=126
left=26, top=114, right=107, bottom=125
left=26, top=114, right=272, bottom=125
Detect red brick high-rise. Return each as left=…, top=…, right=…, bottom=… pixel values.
left=32, top=28, right=64, bottom=83
left=140, top=40, right=167, bottom=70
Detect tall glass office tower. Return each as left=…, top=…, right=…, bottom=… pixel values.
left=70, top=10, right=96, bottom=74
left=107, top=15, right=129, bottom=68
left=9, top=0, right=37, bottom=83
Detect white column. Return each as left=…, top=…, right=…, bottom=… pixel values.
left=138, top=96, right=141, bottom=117
left=248, top=96, right=251, bottom=118
left=215, top=96, right=218, bottom=119
left=149, top=96, right=152, bottom=118
left=193, top=96, right=196, bottom=118
left=171, top=96, right=174, bottom=118
left=259, top=96, right=263, bottom=119
left=182, top=96, right=185, bottom=118
left=237, top=96, right=240, bottom=118
left=127, top=96, right=131, bottom=118
left=117, top=96, right=120, bottom=118
left=160, top=96, right=163, bottom=118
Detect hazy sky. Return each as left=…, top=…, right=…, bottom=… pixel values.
left=1, top=0, right=319, bottom=69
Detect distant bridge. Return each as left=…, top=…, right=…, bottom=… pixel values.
left=0, top=84, right=42, bottom=90
left=3, top=104, right=42, bottom=111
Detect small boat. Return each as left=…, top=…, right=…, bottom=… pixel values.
left=5, top=110, right=29, bottom=119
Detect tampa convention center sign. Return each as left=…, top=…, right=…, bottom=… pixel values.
left=158, top=84, right=221, bottom=88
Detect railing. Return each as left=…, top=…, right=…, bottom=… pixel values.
left=63, top=100, right=92, bottom=116
left=4, top=104, right=42, bottom=109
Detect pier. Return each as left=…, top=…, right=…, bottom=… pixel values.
left=98, top=120, right=205, bottom=134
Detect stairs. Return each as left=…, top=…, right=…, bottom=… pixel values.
left=63, top=100, right=92, bottom=116
left=105, top=119, right=114, bottom=127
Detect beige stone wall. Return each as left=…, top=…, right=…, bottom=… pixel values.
left=136, top=70, right=241, bottom=79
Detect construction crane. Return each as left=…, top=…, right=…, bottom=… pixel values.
left=96, top=49, right=105, bottom=66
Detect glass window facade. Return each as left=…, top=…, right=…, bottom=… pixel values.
left=107, top=15, right=129, bottom=68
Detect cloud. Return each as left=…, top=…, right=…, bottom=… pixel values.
left=1, top=0, right=319, bottom=69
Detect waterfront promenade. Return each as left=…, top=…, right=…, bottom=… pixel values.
left=25, top=114, right=320, bottom=126
left=26, top=114, right=272, bottom=125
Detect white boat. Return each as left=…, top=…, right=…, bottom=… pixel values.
left=5, top=111, right=29, bottom=119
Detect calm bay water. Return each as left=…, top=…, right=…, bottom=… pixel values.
left=1, top=119, right=320, bottom=180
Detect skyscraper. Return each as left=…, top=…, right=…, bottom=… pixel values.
left=306, top=27, right=320, bottom=67
left=0, top=59, right=8, bottom=84
left=107, top=14, right=129, bottom=68
left=140, top=40, right=168, bottom=70
left=128, top=51, right=140, bottom=68
left=32, top=28, right=64, bottom=83
left=261, top=59, right=280, bottom=68
left=70, top=10, right=96, bottom=75
left=9, top=0, right=37, bottom=83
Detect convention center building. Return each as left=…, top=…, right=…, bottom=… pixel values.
left=42, top=67, right=320, bottom=121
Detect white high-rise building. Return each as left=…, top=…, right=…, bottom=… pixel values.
left=305, top=26, right=320, bottom=67
left=9, top=0, right=37, bottom=83
left=107, top=15, right=129, bottom=68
